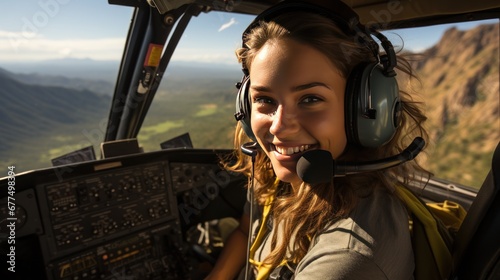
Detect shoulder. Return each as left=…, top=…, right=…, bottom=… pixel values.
left=293, top=249, right=388, bottom=280
left=315, top=187, right=410, bottom=253
left=294, top=187, right=414, bottom=279
left=352, top=186, right=410, bottom=239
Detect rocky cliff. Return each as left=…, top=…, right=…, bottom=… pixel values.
left=410, top=23, right=499, bottom=187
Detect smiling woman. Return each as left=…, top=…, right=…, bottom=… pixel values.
left=209, top=2, right=434, bottom=277
left=0, top=1, right=498, bottom=280
left=248, top=38, right=348, bottom=185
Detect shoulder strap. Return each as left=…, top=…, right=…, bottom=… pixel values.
left=395, top=185, right=453, bottom=279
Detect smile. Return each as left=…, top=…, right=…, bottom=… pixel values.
left=272, top=144, right=314, bottom=155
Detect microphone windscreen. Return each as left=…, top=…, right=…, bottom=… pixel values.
left=296, top=150, right=333, bottom=184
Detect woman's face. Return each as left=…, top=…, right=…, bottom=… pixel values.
left=249, top=39, right=347, bottom=187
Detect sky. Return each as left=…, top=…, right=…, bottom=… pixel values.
left=0, top=0, right=497, bottom=65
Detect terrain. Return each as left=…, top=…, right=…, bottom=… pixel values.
left=412, top=23, right=499, bottom=186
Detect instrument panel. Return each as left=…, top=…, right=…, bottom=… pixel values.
left=0, top=148, right=246, bottom=279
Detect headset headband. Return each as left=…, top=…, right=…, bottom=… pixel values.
left=243, top=0, right=360, bottom=37
left=241, top=0, right=396, bottom=76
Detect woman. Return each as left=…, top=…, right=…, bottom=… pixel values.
left=206, top=0, right=428, bottom=279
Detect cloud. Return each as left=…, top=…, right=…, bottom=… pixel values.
left=218, top=18, right=237, bottom=32
left=0, top=31, right=126, bottom=61
left=172, top=47, right=237, bottom=64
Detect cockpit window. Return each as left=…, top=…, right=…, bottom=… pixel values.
left=139, top=12, right=253, bottom=151
left=0, top=2, right=497, bottom=191
left=0, top=2, right=132, bottom=173
left=387, top=19, right=499, bottom=188
left=142, top=14, right=498, bottom=189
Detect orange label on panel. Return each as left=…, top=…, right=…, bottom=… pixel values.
left=144, top=44, right=163, bottom=67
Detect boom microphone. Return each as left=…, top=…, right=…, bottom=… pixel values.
left=241, top=142, right=260, bottom=157
left=296, top=137, right=425, bottom=184
left=241, top=142, right=260, bottom=163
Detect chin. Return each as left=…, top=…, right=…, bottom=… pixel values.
left=273, top=166, right=300, bottom=185
left=268, top=153, right=302, bottom=185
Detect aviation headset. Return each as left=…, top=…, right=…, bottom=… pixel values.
left=234, top=0, right=401, bottom=148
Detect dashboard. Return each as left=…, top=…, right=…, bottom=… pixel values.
left=0, top=148, right=247, bottom=279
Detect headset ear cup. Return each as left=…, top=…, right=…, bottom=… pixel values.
left=345, top=63, right=366, bottom=147
left=345, top=62, right=400, bottom=148
left=235, top=76, right=256, bottom=141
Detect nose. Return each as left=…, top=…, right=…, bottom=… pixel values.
left=269, top=105, right=300, bottom=138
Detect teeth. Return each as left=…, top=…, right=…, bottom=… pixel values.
left=274, top=145, right=311, bottom=155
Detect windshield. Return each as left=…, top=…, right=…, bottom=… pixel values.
left=138, top=12, right=253, bottom=151
left=0, top=1, right=132, bottom=172
left=0, top=3, right=498, bottom=190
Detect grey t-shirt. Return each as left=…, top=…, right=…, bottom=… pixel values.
left=246, top=186, right=415, bottom=280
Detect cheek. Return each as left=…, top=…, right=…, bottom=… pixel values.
left=313, top=112, right=347, bottom=158
left=331, top=130, right=347, bottom=158
left=250, top=111, right=269, bottom=139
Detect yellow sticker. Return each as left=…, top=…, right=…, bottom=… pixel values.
left=144, top=44, right=163, bottom=67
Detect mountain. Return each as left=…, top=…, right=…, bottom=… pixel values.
left=0, top=69, right=109, bottom=156
left=0, top=58, right=241, bottom=83
left=411, top=23, right=499, bottom=187
left=0, top=59, right=242, bottom=96
left=0, top=68, right=115, bottom=95
left=0, top=58, right=120, bottom=81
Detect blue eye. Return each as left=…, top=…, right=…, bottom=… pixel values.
left=253, top=96, right=274, bottom=104
left=301, top=95, right=322, bottom=104
left=252, top=96, right=277, bottom=116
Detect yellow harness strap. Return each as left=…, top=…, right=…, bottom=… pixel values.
left=248, top=180, right=289, bottom=280
left=426, top=200, right=467, bottom=233
left=248, top=194, right=277, bottom=280
left=395, top=185, right=452, bottom=279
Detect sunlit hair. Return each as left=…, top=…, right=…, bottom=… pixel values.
left=224, top=11, right=430, bottom=270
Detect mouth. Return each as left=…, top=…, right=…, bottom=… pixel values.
left=271, top=144, right=316, bottom=156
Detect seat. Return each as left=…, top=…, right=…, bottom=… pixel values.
left=451, top=141, right=500, bottom=279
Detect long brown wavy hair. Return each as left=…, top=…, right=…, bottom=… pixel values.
left=224, top=11, right=430, bottom=269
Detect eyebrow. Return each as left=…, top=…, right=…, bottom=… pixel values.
left=250, top=82, right=331, bottom=92
left=293, top=82, right=331, bottom=91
